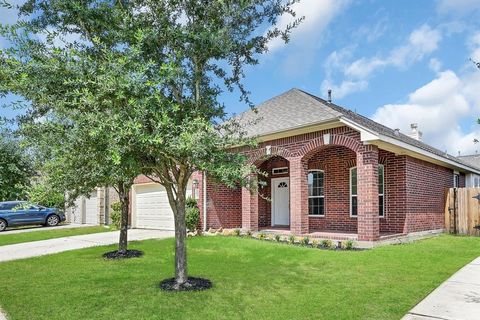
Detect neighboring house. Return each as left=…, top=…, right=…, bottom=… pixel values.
left=131, top=88, right=480, bottom=244
left=66, top=187, right=118, bottom=225
left=457, top=154, right=480, bottom=187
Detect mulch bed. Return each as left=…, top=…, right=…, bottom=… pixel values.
left=159, top=277, right=213, bottom=292
left=102, top=249, right=144, bottom=260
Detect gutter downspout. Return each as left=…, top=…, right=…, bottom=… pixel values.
left=203, top=171, right=207, bottom=231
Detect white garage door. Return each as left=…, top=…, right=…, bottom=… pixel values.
left=71, top=198, right=84, bottom=224
left=134, top=183, right=192, bottom=230
left=85, top=191, right=99, bottom=225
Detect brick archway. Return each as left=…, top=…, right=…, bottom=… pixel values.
left=248, top=145, right=294, bottom=166
left=299, top=134, right=362, bottom=160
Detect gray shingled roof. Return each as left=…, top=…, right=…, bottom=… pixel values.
left=234, top=88, right=477, bottom=172
left=235, top=89, right=341, bottom=137
left=458, top=155, right=480, bottom=170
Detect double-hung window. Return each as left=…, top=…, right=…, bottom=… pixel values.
left=308, top=170, right=325, bottom=216
left=350, top=165, right=385, bottom=217
left=378, top=165, right=385, bottom=217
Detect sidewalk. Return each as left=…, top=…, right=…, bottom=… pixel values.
left=0, top=228, right=174, bottom=263
left=403, top=257, right=480, bottom=320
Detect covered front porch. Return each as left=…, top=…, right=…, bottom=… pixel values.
left=241, top=132, right=394, bottom=242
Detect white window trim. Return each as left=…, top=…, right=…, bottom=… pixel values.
left=378, top=164, right=385, bottom=218
left=308, top=169, right=325, bottom=217
left=453, top=171, right=460, bottom=188
left=350, top=165, right=386, bottom=218
left=350, top=167, right=358, bottom=218
left=272, top=167, right=289, bottom=175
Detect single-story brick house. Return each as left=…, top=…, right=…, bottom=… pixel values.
left=131, top=88, right=480, bottom=244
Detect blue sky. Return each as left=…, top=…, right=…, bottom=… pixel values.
left=2, top=0, right=480, bottom=155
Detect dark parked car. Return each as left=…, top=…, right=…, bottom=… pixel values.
left=0, top=201, right=66, bottom=232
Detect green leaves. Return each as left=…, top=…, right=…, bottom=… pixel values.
left=0, top=128, right=34, bottom=201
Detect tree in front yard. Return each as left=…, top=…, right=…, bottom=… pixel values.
left=0, top=126, right=34, bottom=201
left=0, top=0, right=302, bottom=289
left=3, top=49, right=144, bottom=257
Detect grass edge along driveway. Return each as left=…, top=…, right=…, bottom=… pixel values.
left=0, top=234, right=478, bottom=320
left=0, top=226, right=112, bottom=246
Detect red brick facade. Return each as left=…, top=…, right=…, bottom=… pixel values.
left=194, top=125, right=461, bottom=241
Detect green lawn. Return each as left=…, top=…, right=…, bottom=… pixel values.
left=0, top=235, right=479, bottom=320
left=0, top=226, right=111, bottom=246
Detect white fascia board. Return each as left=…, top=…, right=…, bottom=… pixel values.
left=375, top=134, right=480, bottom=174
left=339, top=117, right=379, bottom=141
left=339, top=117, right=480, bottom=175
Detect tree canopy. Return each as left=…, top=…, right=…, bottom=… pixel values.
left=0, top=0, right=302, bottom=289
left=0, top=126, right=34, bottom=201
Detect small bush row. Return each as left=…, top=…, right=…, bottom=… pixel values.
left=228, top=229, right=356, bottom=250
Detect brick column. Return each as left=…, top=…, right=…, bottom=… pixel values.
left=242, top=175, right=258, bottom=231
left=289, top=157, right=309, bottom=235
left=357, top=145, right=380, bottom=241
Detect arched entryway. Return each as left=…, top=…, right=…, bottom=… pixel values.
left=256, top=156, right=291, bottom=228
left=303, top=145, right=358, bottom=233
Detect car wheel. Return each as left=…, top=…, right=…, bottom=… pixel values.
left=0, top=219, right=7, bottom=232
left=46, top=215, right=60, bottom=227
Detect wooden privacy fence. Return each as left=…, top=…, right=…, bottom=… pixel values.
left=445, top=187, right=480, bottom=236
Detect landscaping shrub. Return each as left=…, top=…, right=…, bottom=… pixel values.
left=301, top=236, right=310, bottom=246
left=258, top=232, right=266, bottom=240
left=233, top=229, right=241, bottom=237
left=321, top=239, right=333, bottom=249
left=311, top=239, right=319, bottom=248
left=110, top=201, right=122, bottom=230
left=344, top=240, right=355, bottom=250
left=246, top=230, right=253, bottom=237
left=185, top=197, right=200, bottom=232
left=288, top=235, right=296, bottom=244
left=274, top=234, right=281, bottom=242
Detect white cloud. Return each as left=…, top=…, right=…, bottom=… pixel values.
left=372, top=69, right=480, bottom=155
left=469, top=32, right=480, bottom=62
left=322, top=24, right=443, bottom=99
left=345, top=25, right=442, bottom=78
left=354, top=17, right=389, bottom=43
left=267, top=0, right=351, bottom=53
left=429, top=58, right=442, bottom=72
left=320, top=79, right=368, bottom=99
left=437, top=0, right=480, bottom=15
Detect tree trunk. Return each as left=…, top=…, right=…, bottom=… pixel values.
left=174, top=191, right=188, bottom=286
left=118, top=182, right=129, bottom=254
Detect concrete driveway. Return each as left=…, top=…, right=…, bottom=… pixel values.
left=403, top=257, right=480, bottom=320
left=0, top=223, right=93, bottom=235
left=0, top=228, right=174, bottom=263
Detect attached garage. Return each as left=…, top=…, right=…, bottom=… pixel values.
left=70, top=198, right=84, bottom=224
left=84, top=191, right=99, bottom=225
left=133, top=182, right=192, bottom=230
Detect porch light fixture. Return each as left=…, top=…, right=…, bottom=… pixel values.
left=193, top=179, right=199, bottom=188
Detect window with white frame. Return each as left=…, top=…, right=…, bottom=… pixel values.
left=378, top=164, right=385, bottom=217
left=454, top=173, right=460, bottom=188
left=350, top=167, right=358, bottom=217
left=350, top=165, right=385, bottom=217
left=308, top=170, right=325, bottom=216
left=272, top=167, right=288, bottom=175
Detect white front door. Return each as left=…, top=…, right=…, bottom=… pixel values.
left=271, top=177, right=290, bottom=226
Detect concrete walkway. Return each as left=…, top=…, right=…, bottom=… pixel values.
left=403, top=257, right=480, bottom=320
left=0, top=223, right=93, bottom=235
left=0, top=228, right=174, bottom=263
